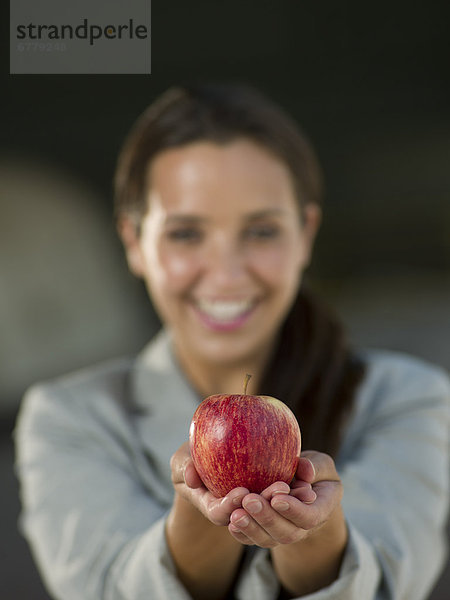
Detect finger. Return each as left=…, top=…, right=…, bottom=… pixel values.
left=260, top=478, right=316, bottom=504
left=260, top=481, right=291, bottom=501
left=219, top=487, right=250, bottom=512
left=239, top=495, right=302, bottom=547
left=170, top=442, right=192, bottom=485
left=271, top=492, right=312, bottom=525
left=195, top=486, right=250, bottom=527
left=290, top=480, right=317, bottom=504
left=228, top=521, right=256, bottom=546
left=272, top=480, right=342, bottom=530
left=184, top=461, right=203, bottom=489
left=229, top=506, right=279, bottom=548
left=298, top=451, right=340, bottom=484
left=295, top=456, right=316, bottom=483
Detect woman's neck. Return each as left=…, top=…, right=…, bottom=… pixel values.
left=172, top=341, right=273, bottom=400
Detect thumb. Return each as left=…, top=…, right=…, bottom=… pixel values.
left=295, top=455, right=316, bottom=484
left=184, top=460, right=204, bottom=489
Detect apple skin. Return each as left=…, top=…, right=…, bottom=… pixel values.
left=189, top=393, right=301, bottom=497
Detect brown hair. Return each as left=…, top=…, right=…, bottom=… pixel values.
left=114, top=82, right=365, bottom=457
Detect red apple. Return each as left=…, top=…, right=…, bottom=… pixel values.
left=189, top=375, right=301, bottom=497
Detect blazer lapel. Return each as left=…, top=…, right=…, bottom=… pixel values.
left=129, top=329, right=201, bottom=502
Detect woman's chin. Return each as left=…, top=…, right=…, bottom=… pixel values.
left=186, top=332, right=268, bottom=369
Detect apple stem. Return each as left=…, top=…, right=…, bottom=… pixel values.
left=243, top=373, right=251, bottom=395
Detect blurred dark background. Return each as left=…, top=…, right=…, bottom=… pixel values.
left=1, top=1, right=449, bottom=598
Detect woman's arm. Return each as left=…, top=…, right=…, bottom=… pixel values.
left=166, top=443, right=246, bottom=600
left=270, top=454, right=347, bottom=597
left=271, top=506, right=347, bottom=597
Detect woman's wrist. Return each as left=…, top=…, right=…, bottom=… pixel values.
left=166, top=492, right=244, bottom=600
left=271, top=506, right=348, bottom=597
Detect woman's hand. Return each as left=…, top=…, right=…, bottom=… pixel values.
left=227, top=451, right=343, bottom=548
left=170, top=441, right=250, bottom=525
left=226, top=450, right=347, bottom=596
left=168, top=445, right=345, bottom=598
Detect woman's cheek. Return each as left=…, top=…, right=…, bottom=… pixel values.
left=157, top=247, right=201, bottom=292
left=249, top=243, right=301, bottom=282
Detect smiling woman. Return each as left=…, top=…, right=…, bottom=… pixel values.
left=15, top=83, right=450, bottom=600
left=120, top=139, right=317, bottom=383
left=115, top=84, right=364, bottom=455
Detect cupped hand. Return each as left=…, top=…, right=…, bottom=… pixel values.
left=228, top=451, right=343, bottom=548
left=170, top=442, right=249, bottom=526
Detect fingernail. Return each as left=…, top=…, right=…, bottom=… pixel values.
left=271, top=489, right=290, bottom=497
left=245, top=499, right=262, bottom=514
left=306, top=459, right=316, bottom=478
left=273, top=501, right=289, bottom=512
left=232, top=495, right=243, bottom=506
left=236, top=515, right=250, bottom=527
left=305, top=491, right=317, bottom=504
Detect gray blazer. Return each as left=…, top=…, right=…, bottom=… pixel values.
left=14, top=329, right=450, bottom=600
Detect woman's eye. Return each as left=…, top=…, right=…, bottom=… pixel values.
left=244, top=225, right=280, bottom=240
left=167, top=228, right=203, bottom=242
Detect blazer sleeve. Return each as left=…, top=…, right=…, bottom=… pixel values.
left=15, top=380, right=192, bottom=600
left=232, top=354, right=450, bottom=600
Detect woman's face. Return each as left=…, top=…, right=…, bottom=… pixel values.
left=122, top=138, right=320, bottom=368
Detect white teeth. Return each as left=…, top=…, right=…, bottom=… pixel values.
left=196, top=299, right=254, bottom=321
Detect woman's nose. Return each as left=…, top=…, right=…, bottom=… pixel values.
left=205, top=238, right=247, bottom=286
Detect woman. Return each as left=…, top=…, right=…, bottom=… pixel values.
left=15, top=83, right=450, bottom=600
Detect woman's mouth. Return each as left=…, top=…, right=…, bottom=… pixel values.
left=191, top=298, right=258, bottom=331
